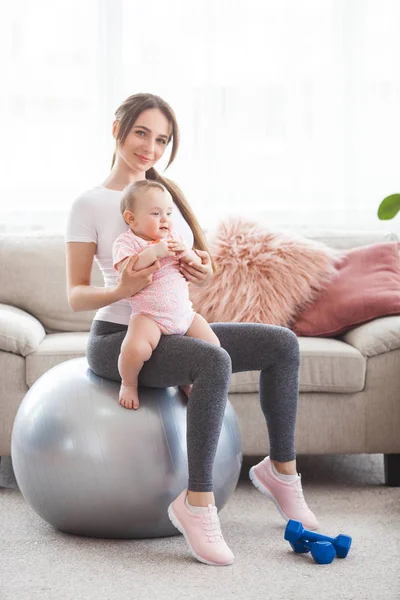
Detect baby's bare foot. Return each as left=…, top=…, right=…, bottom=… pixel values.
left=179, top=384, right=193, bottom=400
left=119, top=385, right=139, bottom=410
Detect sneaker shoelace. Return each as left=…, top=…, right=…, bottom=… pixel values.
left=293, top=476, right=308, bottom=508
left=202, top=506, right=223, bottom=543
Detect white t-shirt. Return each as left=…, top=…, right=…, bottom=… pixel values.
left=65, top=184, right=194, bottom=326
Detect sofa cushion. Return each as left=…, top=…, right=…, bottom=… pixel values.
left=0, top=304, right=46, bottom=357
left=229, top=337, right=366, bottom=394
left=26, top=333, right=89, bottom=387
left=0, top=232, right=103, bottom=333
left=341, top=315, right=400, bottom=358
left=26, top=332, right=366, bottom=394
left=190, top=217, right=342, bottom=327
left=293, top=242, right=400, bottom=337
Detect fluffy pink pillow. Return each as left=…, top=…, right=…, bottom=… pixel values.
left=293, top=242, right=400, bottom=337
left=189, top=217, right=342, bottom=327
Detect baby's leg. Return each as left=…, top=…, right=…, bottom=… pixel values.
left=186, top=313, right=221, bottom=346
left=180, top=314, right=220, bottom=399
left=118, top=314, right=161, bottom=409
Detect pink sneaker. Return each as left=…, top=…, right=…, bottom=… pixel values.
left=249, top=456, right=319, bottom=531
left=167, top=489, right=234, bottom=566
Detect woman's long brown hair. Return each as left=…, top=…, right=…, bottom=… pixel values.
left=111, top=93, right=212, bottom=265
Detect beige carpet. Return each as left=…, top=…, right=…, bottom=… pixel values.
left=1, top=454, right=399, bottom=600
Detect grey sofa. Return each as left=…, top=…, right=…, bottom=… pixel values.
left=1, top=229, right=399, bottom=485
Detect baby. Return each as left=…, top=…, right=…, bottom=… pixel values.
left=112, top=179, right=220, bottom=410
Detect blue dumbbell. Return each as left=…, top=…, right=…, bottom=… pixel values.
left=285, top=520, right=352, bottom=558
left=290, top=539, right=336, bottom=564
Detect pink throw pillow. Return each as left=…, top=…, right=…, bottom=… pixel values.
left=189, top=217, right=341, bottom=327
left=293, top=242, right=400, bottom=337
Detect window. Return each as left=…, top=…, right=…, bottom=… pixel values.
left=1, top=0, right=400, bottom=234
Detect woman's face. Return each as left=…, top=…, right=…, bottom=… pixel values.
left=115, top=108, right=171, bottom=174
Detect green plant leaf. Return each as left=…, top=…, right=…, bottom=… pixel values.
left=377, top=194, right=400, bottom=220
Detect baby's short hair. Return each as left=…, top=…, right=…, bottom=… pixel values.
left=120, top=180, right=167, bottom=215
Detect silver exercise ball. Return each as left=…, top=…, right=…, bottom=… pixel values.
left=11, top=357, right=242, bottom=539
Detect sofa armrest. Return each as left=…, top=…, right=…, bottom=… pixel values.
left=0, top=303, right=46, bottom=357
left=341, top=315, right=400, bottom=357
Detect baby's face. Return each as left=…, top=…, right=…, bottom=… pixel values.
left=130, top=188, right=174, bottom=241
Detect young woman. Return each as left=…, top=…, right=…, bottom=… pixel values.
left=65, top=93, right=318, bottom=567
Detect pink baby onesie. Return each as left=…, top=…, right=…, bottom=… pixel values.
left=112, top=229, right=196, bottom=335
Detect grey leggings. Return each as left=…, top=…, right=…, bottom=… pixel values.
left=87, top=320, right=300, bottom=492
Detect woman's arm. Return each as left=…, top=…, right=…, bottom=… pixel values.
left=66, top=242, right=160, bottom=312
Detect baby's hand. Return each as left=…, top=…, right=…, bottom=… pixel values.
left=154, top=240, right=175, bottom=258
left=168, top=239, right=193, bottom=262
left=167, top=239, right=187, bottom=255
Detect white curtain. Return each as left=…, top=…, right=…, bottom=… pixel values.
left=1, top=0, right=400, bottom=234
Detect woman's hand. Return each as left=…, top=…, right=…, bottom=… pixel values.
left=116, top=254, right=161, bottom=299
left=179, top=249, right=213, bottom=285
